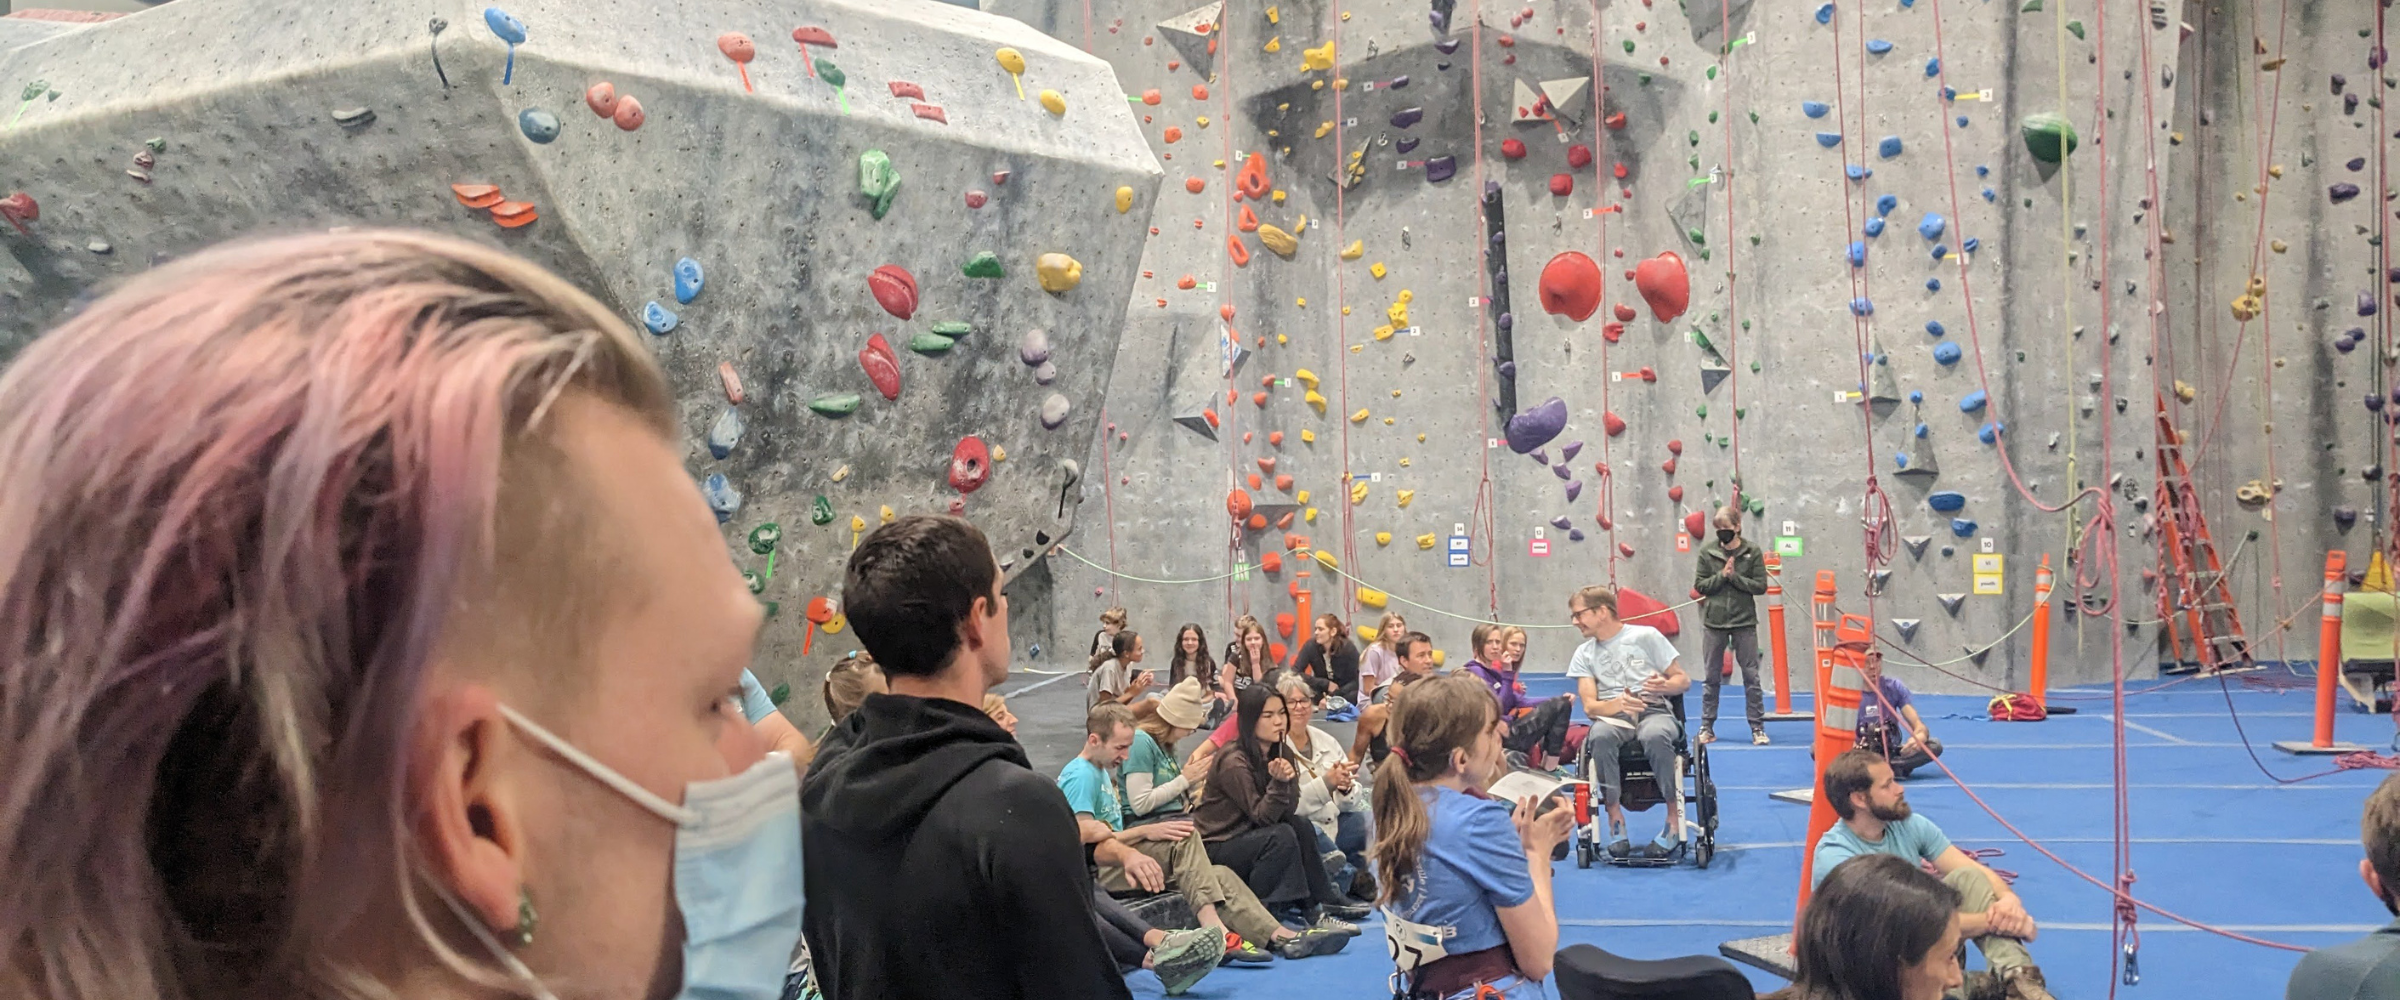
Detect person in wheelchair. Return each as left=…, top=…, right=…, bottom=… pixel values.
left=1373, top=673, right=1574, bottom=1000
left=1566, top=585, right=1692, bottom=860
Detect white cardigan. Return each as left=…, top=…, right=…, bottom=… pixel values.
left=1286, top=724, right=1368, bottom=841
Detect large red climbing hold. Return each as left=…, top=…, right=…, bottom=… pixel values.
left=1537, top=251, right=1604, bottom=321
left=1603, top=411, right=1627, bottom=436
left=1684, top=510, right=1707, bottom=540
left=1235, top=153, right=1271, bottom=200
left=1566, top=143, right=1593, bottom=169
left=868, top=264, right=919, bottom=319
left=1548, top=173, right=1573, bottom=196
left=1227, top=488, right=1255, bottom=521
left=949, top=435, right=992, bottom=493
left=858, top=333, right=901, bottom=400
left=1634, top=251, right=1691, bottom=322
left=1501, top=137, right=1527, bottom=159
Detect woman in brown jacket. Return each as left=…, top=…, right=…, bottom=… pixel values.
left=1195, top=685, right=1373, bottom=935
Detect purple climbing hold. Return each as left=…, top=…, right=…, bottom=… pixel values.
left=1020, top=327, right=1052, bottom=366
left=2350, top=157, right=2369, bottom=172
left=2337, top=331, right=2360, bottom=354
left=1391, top=107, right=1425, bottom=129
left=2332, top=73, right=2348, bottom=94
left=2331, top=182, right=2363, bottom=203
left=1496, top=312, right=1514, bottom=332
left=1551, top=515, right=1574, bottom=530
left=2348, top=93, right=2361, bottom=113
left=1498, top=361, right=1517, bottom=380
left=1034, top=360, right=1058, bottom=384
left=1429, top=8, right=1447, bottom=29
left=1568, top=528, right=1585, bottom=542
left=1504, top=396, right=1568, bottom=454
left=1389, top=75, right=1411, bottom=89
left=2364, top=291, right=2381, bottom=317
left=1040, top=392, right=1072, bottom=429
left=1552, top=463, right=1571, bottom=481
left=1561, top=440, right=1583, bottom=462
left=1531, top=449, right=1549, bottom=465
left=2373, top=47, right=2389, bottom=70
left=1435, top=37, right=1462, bottom=54
left=1397, top=136, right=1420, bottom=154
left=1425, top=156, right=1458, bottom=183
left=1565, top=480, right=1582, bottom=502
left=2368, top=393, right=2386, bottom=413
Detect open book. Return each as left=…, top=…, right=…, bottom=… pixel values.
left=1486, top=768, right=1585, bottom=803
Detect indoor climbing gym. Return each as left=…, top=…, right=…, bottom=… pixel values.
left=4, top=0, right=2400, bottom=999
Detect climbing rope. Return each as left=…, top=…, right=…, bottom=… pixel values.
left=1332, top=0, right=1360, bottom=617
left=1213, top=2, right=1243, bottom=625
left=1098, top=406, right=1121, bottom=600
left=1057, top=544, right=1251, bottom=585
left=1716, top=0, right=1743, bottom=490
left=1825, top=0, right=1889, bottom=587
left=1583, top=0, right=1616, bottom=588
left=1465, top=0, right=1501, bottom=616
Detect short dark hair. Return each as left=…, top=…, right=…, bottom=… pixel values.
left=1793, top=854, right=1963, bottom=1000
left=1824, top=749, right=1887, bottom=821
left=842, top=515, right=998, bottom=678
left=1086, top=702, right=1136, bottom=740
left=2366, top=772, right=2400, bottom=911
left=1394, top=630, right=1434, bottom=662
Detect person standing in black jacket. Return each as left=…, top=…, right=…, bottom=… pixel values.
left=1693, top=506, right=1771, bottom=745
left=801, top=515, right=1130, bottom=1000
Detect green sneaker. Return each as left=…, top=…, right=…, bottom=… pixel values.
left=1152, top=928, right=1222, bottom=995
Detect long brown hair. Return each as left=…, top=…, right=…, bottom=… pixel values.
left=1315, top=612, right=1355, bottom=658
left=1169, top=622, right=1216, bottom=687
left=823, top=652, right=886, bottom=724
left=1371, top=673, right=1499, bottom=903
left=1229, top=620, right=1271, bottom=680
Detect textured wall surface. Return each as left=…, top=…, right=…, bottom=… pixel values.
left=0, top=0, right=1160, bottom=728
left=983, top=0, right=2194, bottom=693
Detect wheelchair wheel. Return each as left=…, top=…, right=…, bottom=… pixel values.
left=1692, top=743, right=1718, bottom=870
left=1575, top=835, right=1593, bottom=869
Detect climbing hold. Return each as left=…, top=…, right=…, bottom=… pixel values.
left=1036, top=253, right=1085, bottom=292
left=1933, top=342, right=1962, bottom=365
left=1958, top=390, right=1987, bottom=413
left=1902, top=535, right=1932, bottom=559
left=708, top=408, right=745, bottom=459
left=1502, top=137, right=1527, bottom=159
left=1928, top=490, right=1966, bottom=512
left=1391, top=107, right=1425, bottom=129
left=1977, top=422, right=2004, bottom=444
left=2019, top=111, right=2078, bottom=162
left=1019, top=328, right=1052, bottom=366
left=1877, top=135, right=1903, bottom=158
left=1303, top=40, right=1336, bottom=71
left=1257, top=224, right=1298, bottom=257
left=585, top=82, right=619, bottom=117
left=672, top=257, right=705, bottom=304
left=1538, top=252, right=1603, bottom=321
left=1424, top=156, right=1458, bottom=183
left=950, top=436, right=992, bottom=493
left=1814, top=3, right=1833, bottom=24
left=1633, top=251, right=1690, bottom=322
left=1802, top=100, right=1829, bottom=118
left=808, top=393, right=862, bottom=418
left=1505, top=396, right=1569, bottom=453
left=1418, top=534, right=1439, bottom=550
left=859, top=150, right=901, bottom=219
left=718, top=362, right=744, bottom=404
left=868, top=265, right=919, bottom=319
left=2331, top=182, right=2363, bottom=203
left=642, top=302, right=679, bottom=335
left=908, top=332, right=957, bottom=355
left=484, top=7, right=526, bottom=85
left=859, top=334, right=902, bottom=401
left=1116, top=186, right=1134, bottom=213
left=1917, top=214, right=1946, bottom=240
left=964, top=251, right=1005, bottom=278
left=1566, top=144, right=1593, bottom=169
left=1950, top=518, right=1978, bottom=537
left=1668, top=485, right=1685, bottom=503
left=1236, top=154, right=1272, bottom=200
left=1038, top=89, right=1068, bottom=115
left=1549, top=173, right=1573, bottom=196
left=1866, top=39, right=1892, bottom=54
left=719, top=32, right=758, bottom=91
left=701, top=474, right=741, bottom=523
left=518, top=107, right=560, bottom=143
left=612, top=96, right=646, bottom=131
left=1397, top=490, right=1416, bottom=508
left=996, top=47, right=1027, bottom=97
left=1603, top=411, right=1627, bottom=436
left=1041, top=393, right=1072, bottom=429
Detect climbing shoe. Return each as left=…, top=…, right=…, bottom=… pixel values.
left=1152, top=929, right=1222, bottom=995
left=1697, top=728, right=1717, bottom=745
left=1311, top=912, right=1361, bottom=937
left=1274, top=928, right=1351, bottom=959
left=1221, top=932, right=1273, bottom=966
left=1348, top=868, right=1379, bottom=902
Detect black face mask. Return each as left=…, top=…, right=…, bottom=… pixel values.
left=1716, top=529, right=1738, bottom=545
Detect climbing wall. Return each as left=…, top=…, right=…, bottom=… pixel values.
left=988, top=0, right=2185, bottom=692
left=0, top=0, right=1161, bottom=727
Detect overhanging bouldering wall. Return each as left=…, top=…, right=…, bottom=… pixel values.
left=985, top=0, right=2186, bottom=693
left=0, top=0, right=1161, bottom=728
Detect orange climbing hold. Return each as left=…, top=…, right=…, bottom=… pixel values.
left=1229, top=235, right=1252, bottom=266
left=1275, top=474, right=1294, bottom=491
left=1238, top=204, right=1260, bottom=232
left=1247, top=513, right=1268, bottom=530
left=452, top=183, right=504, bottom=208
left=1252, top=391, right=1269, bottom=407
left=1186, top=176, right=1207, bottom=193
left=1178, top=275, right=1197, bottom=289
left=1204, top=408, right=1221, bottom=427
left=1143, top=88, right=1163, bottom=105
left=1227, top=488, right=1255, bottom=520
left=1248, top=472, right=1263, bottom=489
left=1193, top=84, right=1211, bottom=100
left=1605, top=111, right=1627, bottom=130
left=1257, top=456, right=1278, bottom=470
left=1261, top=551, right=1285, bottom=573
left=489, top=201, right=539, bottom=228
left=1164, top=125, right=1183, bottom=142
left=1276, top=511, right=1295, bottom=529
left=1268, top=431, right=1284, bottom=446
left=1235, top=154, right=1271, bottom=200
left=1221, top=303, right=1238, bottom=321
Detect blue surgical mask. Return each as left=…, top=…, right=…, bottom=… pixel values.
left=445, top=703, right=805, bottom=1000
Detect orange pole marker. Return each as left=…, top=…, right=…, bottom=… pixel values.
left=1761, top=553, right=1809, bottom=722
left=2028, top=554, right=2054, bottom=711
left=1795, top=571, right=1867, bottom=922
left=2275, top=551, right=2361, bottom=756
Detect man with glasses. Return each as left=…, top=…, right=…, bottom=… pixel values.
left=1566, top=586, right=1690, bottom=860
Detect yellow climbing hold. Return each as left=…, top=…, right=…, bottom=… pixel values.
left=1304, top=507, right=1318, bottom=522
left=1396, top=489, right=1414, bottom=507
left=1039, top=89, right=1066, bottom=115
left=1294, top=368, right=1320, bottom=389
left=1294, top=299, right=1305, bottom=308
left=1302, top=40, right=1336, bottom=71
left=1312, top=80, right=1325, bottom=90
left=1257, top=224, right=1298, bottom=257
left=1304, top=389, right=1328, bottom=413
left=850, top=514, right=866, bottom=531
left=2267, top=163, right=2285, bottom=178
left=1296, top=489, right=1311, bottom=504
left=1313, top=549, right=1338, bottom=568
left=1315, top=121, right=1334, bottom=138
left=1196, top=115, right=1211, bottom=127
left=1370, top=262, right=1387, bottom=279
left=1292, top=215, right=1307, bottom=234
left=1272, top=189, right=1288, bottom=204
left=1356, top=626, right=1379, bottom=644
left=1375, top=531, right=1393, bottom=546
left=1416, top=533, right=1437, bottom=549
left=1416, top=433, right=1427, bottom=443
left=1265, top=4, right=1280, bottom=22
left=996, top=47, right=1026, bottom=98
left=1387, top=300, right=1409, bottom=326
left=2173, top=380, right=2197, bottom=403
left=1301, top=429, right=1317, bottom=443
left=991, top=445, right=1006, bottom=462
left=879, top=505, right=896, bottom=524
left=2269, top=239, right=2287, bottom=253
left=1350, top=480, right=1370, bottom=503
left=832, top=464, right=851, bottom=482
left=1391, top=389, right=1402, bottom=398
left=1276, top=333, right=1289, bottom=343
left=1036, top=252, right=1084, bottom=292
left=1374, top=325, right=1395, bottom=341
left=1340, top=240, right=1364, bottom=260
left=1382, top=417, right=1394, bottom=425
left=1356, top=587, right=1389, bottom=608
left=1397, top=457, right=1410, bottom=466
left=1263, top=35, right=1281, bottom=52
left=823, top=613, right=846, bottom=634
left=1349, top=407, right=1370, bottom=423
left=1342, top=306, right=1352, bottom=315
left=1115, top=186, right=1134, bottom=213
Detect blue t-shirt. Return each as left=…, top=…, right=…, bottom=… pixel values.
left=1387, top=786, right=1536, bottom=958
left=1856, top=676, right=1913, bottom=736
left=1812, top=813, right=1954, bottom=888
left=1057, top=755, right=1125, bottom=831
left=738, top=669, right=778, bottom=724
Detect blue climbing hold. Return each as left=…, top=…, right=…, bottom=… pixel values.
left=1950, top=517, right=1979, bottom=537
left=1942, top=87, right=1957, bottom=102
left=1847, top=164, right=1871, bottom=181
left=485, top=7, right=526, bottom=85
left=1978, top=422, right=2005, bottom=444
left=518, top=107, right=559, bottom=143
left=1815, top=3, right=1834, bottom=24
left=1877, top=194, right=1899, bottom=215
left=642, top=301, right=679, bottom=335
left=1982, top=187, right=1997, bottom=202
left=1848, top=241, right=1867, bottom=267
left=1926, top=320, right=1946, bottom=337
left=1918, top=213, right=1946, bottom=240
left=702, top=473, right=742, bottom=523
left=1930, top=242, right=1949, bottom=261
left=1956, top=116, right=1970, bottom=127
left=1803, top=100, right=1830, bottom=118
left=1896, top=452, right=1911, bottom=468
left=707, top=407, right=745, bottom=459
left=1851, top=297, right=1875, bottom=316
left=1959, top=389, right=1987, bottom=412
left=1909, top=390, right=1925, bottom=404
left=1866, top=39, right=1893, bottom=54
left=674, top=257, right=705, bottom=304
left=1925, top=277, right=1942, bottom=291
left=1928, top=491, right=1966, bottom=512
left=1864, top=217, right=1887, bottom=237
left=1914, top=422, right=1929, bottom=438
left=1932, top=341, right=1963, bottom=365
left=1962, top=237, right=1981, bottom=254
left=1926, top=57, right=1941, bottom=76
left=1816, top=132, right=1843, bottom=147
left=1878, top=136, right=1903, bottom=158
left=1975, top=164, right=1990, bottom=177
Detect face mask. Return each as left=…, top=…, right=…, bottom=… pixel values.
left=1716, top=529, right=1737, bottom=545
left=446, top=704, right=805, bottom=1000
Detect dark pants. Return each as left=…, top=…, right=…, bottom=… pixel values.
left=1502, top=695, right=1576, bottom=761
left=1862, top=724, right=1945, bottom=778
left=1314, top=811, right=1372, bottom=894
left=1206, top=812, right=1346, bottom=908
left=1700, top=626, right=1765, bottom=731
left=1091, top=885, right=1152, bottom=972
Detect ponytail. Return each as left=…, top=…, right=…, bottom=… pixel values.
left=1370, top=673, right=1501, bottom=903
left=1089, top=629, right=1138, bottom=671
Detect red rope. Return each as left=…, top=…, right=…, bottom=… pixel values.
left=1824, top=0, right=1891, bottom=594
left=1214, top=8, right=1241, bottom=625
left=1583, top=0, right=1614, bottom=586
left=1333, top=0, right=1358, bottom=616
left=1099, top=406, right=1120, bottom=600
left=1466, top=0, right=1499, bottom=616
left=1717, top=0, right=1741, bottom=489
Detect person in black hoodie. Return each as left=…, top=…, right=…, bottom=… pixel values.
left=801, top=515, right=1130, bottom=1000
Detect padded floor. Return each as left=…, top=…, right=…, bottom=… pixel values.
left=994, top=668, right=2398, bottom=998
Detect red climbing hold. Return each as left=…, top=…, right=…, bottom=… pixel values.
left=1221, top=303, right=1238, bottom=321
left=1668, top=485, right=1684, bottom=503
left=1661, top=456, right=1678, bottom=475
left=1618, top=542, right=1636, bottom=558
left=1613, top=162, right=1629, bottom=180
left=1613, top=303, right=1639, bottom=322
left=612, top=95, right=646, bottom=131
left=719, top=362, right=745, bottom=404
left=0, top=191, right=34, bottom=235
left=585, top=82, right=619, bottom=117
left=965, top=190, right=988, bottom=208
left=1275, top=474, right=1294, bottom=491
left=891, top=80, right=926, bottom=99
left=1227, top=488, right=1255, bottom=521
left=858, top=334, right=901, bottom=400
left=1602, top=322, right=1625, bottom=343
left=1269, top=430, right=1284, bottom=446
left=949, top=435, right=992, bottom=493
left=1684, top=510, right=1707, bottom=540
left=1597, top=512, right=1615, bottom=531
left=1261, top=551, right=1285, bottom=573
left=1252, top=391, right=1269, bottom=407
left=1238, top=204, right=1260, bottom=232
left=1235, top=154, right=1271, bottom=200
left=1228, top=235, right=1252, bottom=266
left=1257, top=456, right=1277, bottom=470
left=1502, top=137, right=1527, bottom=159
left=1142, top=88, right=1162, bottom=104
left=1275, top=511, right=1294, bottom=529
left=1204, top=408, right=1221, bottom=427
left=1186, top=177, right=1207, bottom=194
left=451, top=183, right=504, bottom=209
left=1537, top=251, right=1604, bottom=321
left=1666, top=439, right=1683, bottom=455
left=1566, top=143, right=1593, bottom=169
left=1604, top=111, right=1627, bottom=131
left=1248, top=473, right=1263, bottom=490
left=1276, top=613, right=1297, bottom=637
left=1637, top=366, right=1657, bottom=383
left=1548, top=173, right=1573, bottom=196
left=1247, top=513, right=1268, bottom=530
left=1603, top=411, right=1627, bottom=436
left=868, top=264, right=920, bottom=319
left=1269, top=641, right=1289, bottom=662
left=1193, top=84, right=1211, bottom=100
left=1634, top=251, right=1691, bottom=322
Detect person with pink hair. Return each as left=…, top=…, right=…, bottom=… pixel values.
left=0, top=231, right=802, bottom=1000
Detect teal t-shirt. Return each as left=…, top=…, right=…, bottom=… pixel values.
left=1057, top=755, right=1125, bottom=831
left=1812, top=813, right=1954, bottom=888
left=1120, top=729, right=1184, bottom=819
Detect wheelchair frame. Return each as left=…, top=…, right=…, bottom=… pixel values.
left=1569, top=699, right=1719, bottom=870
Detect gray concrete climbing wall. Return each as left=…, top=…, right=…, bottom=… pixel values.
left=0, top=0, right=1161, bottom=728
left=984, top=0, right=2192, bottom=694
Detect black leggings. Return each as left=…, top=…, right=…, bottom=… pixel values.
left=1205, top=811, right=1347, bottom=908
left=1503, top=695, right=1576, bottom=760
left=1091, top=885, right=1151, bottom=972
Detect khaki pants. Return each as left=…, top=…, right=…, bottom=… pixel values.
left=1945, top=866, right=2034, bottom=973
left=1100, top=831, right=1283, bottom=945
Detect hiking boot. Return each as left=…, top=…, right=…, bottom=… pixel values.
left=2000, top=967, right=2057, bottom=1000
left=1220, top=932, right=1273, bottom=965
left=1274, top=928, right=1351, bottom=959
left=1152, top=929, right=1222, bottom=995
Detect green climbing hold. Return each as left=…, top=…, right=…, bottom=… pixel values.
left=769, top=682, right=792, bottom=706
left=1735, top=407, right=1747, bottom=419
left=1749, top=360, right=1761, bottom=373
left=811, top=494, right=836, bottom=525
left=1748, top=110, right=1759, bottom=125
left=963, top=251, right=1004, bottom=278
left=2020, top=0, right=2040, bottom=9
left=1623, top=39, right=1635, bottom=54
left=1746, top=496, right=1766, bottom=516
left=1639, top=73, right=1653, bottom=86
left=860, top=149, right=901, bottom=220
left=748, top=522, right=784, bottom=554
left=1706, top=65, right=1719, bottom=80
left=1687, top=228, right=1707, bottom=246
left=931, top=320, right=972, bottom=338
left=1697, top=249, right=1712, bottom=262
left=809, top=393, right=863, bottom=418
left=2020, top=111, right=2079, bottom=162
left=1708, top=110, right=1719, bottom=124
left=908, top=332, right=957, bottom=355
left=1749, top=235, right=1761, bottom=246
left=816, top=57, right=846, bottom=87
left=1688, top=129, right=1700, bottom=146
left=2064, top=20, right=2084, bottom=40
left=1696, top=404, right=1709, bottom=419
left=1740, top=319, right=1752, bottom=330
left=743, top=569, right=766, bottom=594
left=764, top=600, right=780, bottom=619
left=1687, top=155, right=1700, bottom=170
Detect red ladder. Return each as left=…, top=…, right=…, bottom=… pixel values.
left=2155, top=393, right=2255, bottom=674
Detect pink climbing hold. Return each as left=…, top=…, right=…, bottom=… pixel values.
left=718, top=361, right=745, bottom=404
left=1618, top=542, right=1636, bottom=558
left=949, top=435, right=992, bottom=493
left=1613, top=303, right=1638, bottom=323
left=913, top=104, right=947, bottom=124
left=890, top=80, right=926, bottom=99
left=1548, top=173, right=1573, bottom=196
left=965, top=190, right=989, bottom=208
left=1634, top=251, right=1691, bottom=322
left=1661, top=456, right=1678, bottom=475
left=1538, top=251, right=1604, bottom=321
left=1668, top=485, right=1684, bottom=503
left=858, top=333, right=901, bottom=400
left=1666, top=439, right=1683, bottom=455
left=868, top=264, right=920, bottom=319
left=612, top=95, right=646, bottom=131
left=1566, top=143, right=1593, bottom=169
left=1603, top=411, right=1627, bottom=436
left=585, top=81, right=619, bottom=117
left=0, top=191, right=37, bottom=235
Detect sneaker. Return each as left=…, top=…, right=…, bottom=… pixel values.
left=1752, top=729, right=1771, bottom=745
left=1321, top=849, right=1349, bottom=883
left=1318, top=899, right=1372, bottom=921
left=1999, top=966, right=2057, bottom=1000
left=1221, top=932, right=1274, bottom=965
left=1606, top=837, right=1632, bottom=859
left=1697, top=728, right=1717, bottom=745
left=1311, top=912, right=1361, bottom=937
left=1274, top=928, right=1351, bottom=959
left=1152, top=929, right=1223, bottom=995
left=1638, top=839, right=1675, bottom=860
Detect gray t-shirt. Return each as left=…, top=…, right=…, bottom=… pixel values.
left=1567, top=624, right=1682, bottom=713
left=1088, top=658, right=1130, bottom=708
left=2287, top=920, right=2400, bottom=1000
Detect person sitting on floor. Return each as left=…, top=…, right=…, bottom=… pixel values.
left=1500, top=626, right=1589, bottom=771
left=1277, top=672, right=1377, bottom=901
left=1090, top=629, right=1157, bottom=709
left=1766, top=853, right=1966, bottom=1000
left=1292, top=612, right=1362, bottom=704
left=1814, top=749, right=2056, bottom=1000
left=2285, top=771, right=2400, bottom=1000
left=1194, top=686, right=1375, bottom=937
left=1061, top=703, right=1342, bottom=962
left=1373, top=673, right=1574, bottom=1000
left=1224, top=617, right=1274, bottom=695
left=1087, top=880, right=1226, bottom=995
left=1353, top=630, right=1443, bottom=765
left=1360, top=611, right=1411, bottom=700
left=1464, top=622, right=1577, bottom=771
left=1566, top=585, right=1691, bottom=860
left=1857, top=648, right=1945, bottom=779
left=982, top=691, right=1019, bottom=735
left=1123, top=679, right=1210, bottom=823
left=819, top=651, right=886, bottom=744
left=1093, top=605, right=1129, bottom=659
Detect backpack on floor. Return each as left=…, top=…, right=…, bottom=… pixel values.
left=1987, top=693, right=2047, bottom=722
